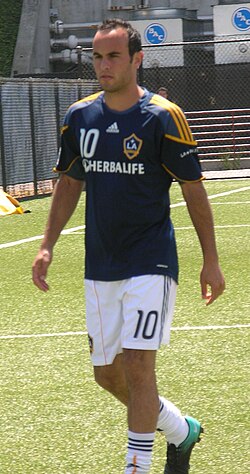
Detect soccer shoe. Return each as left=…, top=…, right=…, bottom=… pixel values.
left=164, top=416, right=204, bottom=474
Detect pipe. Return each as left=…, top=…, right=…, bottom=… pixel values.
left=51, top=37, right=94, bottom=48
left=50, top=21, right=99, bottom=33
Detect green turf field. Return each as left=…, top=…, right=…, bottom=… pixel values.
left=0, top=179, right=249, bottom=473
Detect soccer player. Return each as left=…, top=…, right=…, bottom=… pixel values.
left=32, top=18, right=225, bottom=473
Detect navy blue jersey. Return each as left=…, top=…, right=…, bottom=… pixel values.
left=55, top=89, right=203, bottom=282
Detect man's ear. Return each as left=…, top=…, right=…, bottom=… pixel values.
left=134, top=51, right=144, bottom=69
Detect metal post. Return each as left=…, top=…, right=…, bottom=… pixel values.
left=29, top=83, right=38, bottom=195
left=232, top=111, right=236, bottom=156
left=0, top=84, right=7, bottom=191
left=76, top=45, right=83, bottom=78
left=54, top=81, right=61, bottom=150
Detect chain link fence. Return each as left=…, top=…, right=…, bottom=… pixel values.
left=141, top=37, right=250, bottom=111
left=1, top=36, right=250, bottom=197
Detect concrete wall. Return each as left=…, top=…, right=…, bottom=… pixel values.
left=50, top=1, right=250, bottom=21
left=50, top=0, right=219, bottom=21
left=51, top=0, right=108, bottom=23
left=11, top=0, right=249, bottom=76
left=11, top=0, right=50, bottom=76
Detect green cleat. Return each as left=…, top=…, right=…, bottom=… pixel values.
left=164, top=416, right=204, bottom=474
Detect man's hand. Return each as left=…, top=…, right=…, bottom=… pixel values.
left=31, top=175, right=84, bottom=293
left=200, top=262, right=225, bottom=305
left=181, top=181, right=225, bottom=305
left=32, top=248, right=52, bottom=292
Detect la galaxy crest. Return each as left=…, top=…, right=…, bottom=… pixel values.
left=123, top=133, right=143, bottom=160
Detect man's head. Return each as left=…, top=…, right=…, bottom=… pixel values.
left=97, top=18, right=142, bottom=59
left=157, top=87, right=168, bottom=99
left=93, top=19, right=143, bottom=94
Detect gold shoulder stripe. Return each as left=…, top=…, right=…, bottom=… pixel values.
left=71, top=91, right=103, bottom=107
left=77, top=90, right=103, bottom=103
left=150, top=95, right=195, bottom=144
left=169, top=103, right=193, bottom=142
left=61, top=125, right=69, bottom=134
left=164, top=134, right=197, bottom=146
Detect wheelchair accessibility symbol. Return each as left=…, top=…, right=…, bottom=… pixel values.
left=232, top=8, right=250, bottom=31
left=145, top=23, right=167, bottom=44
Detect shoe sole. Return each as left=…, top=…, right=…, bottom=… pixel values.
left=197, top=425, right=204, bottom=443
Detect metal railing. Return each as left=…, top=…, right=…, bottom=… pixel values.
left=186, top=109, right=250, bottom=160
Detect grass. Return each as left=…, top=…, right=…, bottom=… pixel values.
left=0, top=178, right=249, bottom=473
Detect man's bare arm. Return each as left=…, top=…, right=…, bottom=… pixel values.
left=32, top=174, right=85, bottom=292
left=181, top=180, right=225, bottom=305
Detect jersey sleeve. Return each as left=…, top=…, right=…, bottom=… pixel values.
left=54, top=124, right=85, bottom=181
left=156, top=100, right=203, bottom=182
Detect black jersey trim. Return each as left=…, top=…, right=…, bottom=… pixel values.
left=53, top=155, right=80, bottom=174
left=162, top=163, right=205, bottom=183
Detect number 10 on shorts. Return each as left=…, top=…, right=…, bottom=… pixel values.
left=134, top=310, right=159, bottom=340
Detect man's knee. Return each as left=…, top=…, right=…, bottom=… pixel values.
left=93, top=355, right=128, bottom=404
left=123, top=349, right=157, bottom=386
left=94, top=366, right=113, bottom=391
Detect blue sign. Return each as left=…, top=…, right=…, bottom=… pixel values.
left=145, top=23, right=167, bottom=45
left=232, top=7, right=250, bottom=31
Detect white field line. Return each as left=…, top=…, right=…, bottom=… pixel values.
left=207, top=186, right=250, bottom=199
left=0, top=324, right=250, bottom=341
left=0, top=226, right=85, bottom=249
left=171, top=186, right=250, bottom=207
left=0, top=186, right=249, bottom=250
left=210, top=201, right=250, bottom=205
left=1, top=222, right=249, bottom=250
left=175, top=224, right=250, bottom=230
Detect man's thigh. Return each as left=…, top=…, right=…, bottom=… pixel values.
left=85, top=275, right=177, bottom=366
left=122, top=275, right=177, bottom=350
left=85, top=279, right=124, bottom=366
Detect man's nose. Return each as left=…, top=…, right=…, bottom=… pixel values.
left=100, top=58, right=110, bottom=70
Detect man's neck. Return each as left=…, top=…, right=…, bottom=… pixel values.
left=104, top=86, right=144, bottom=112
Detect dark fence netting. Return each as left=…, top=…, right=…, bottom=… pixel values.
left=0, top=78, right=99, bottom=197
left=0, top=36, right=249, bottom=197
left=141, top=37, right=250, bottom=111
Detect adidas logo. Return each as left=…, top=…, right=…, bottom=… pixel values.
left=106, top=122, right=119, bottom=133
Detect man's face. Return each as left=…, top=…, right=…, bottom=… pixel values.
left=93, top=28, right=141, bottom=92
left=158, top=89, right=168, bottom=99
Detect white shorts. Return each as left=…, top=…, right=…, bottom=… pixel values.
left=85, top=275, right=177, bottom=366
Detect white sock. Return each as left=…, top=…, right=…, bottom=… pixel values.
left=156, top=396, right=189, bottom=446
left=125, top=430, right=156, bottom=473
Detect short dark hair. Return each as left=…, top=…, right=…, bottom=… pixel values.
left=97, top=18, right=142, bottom=57
left=157, top=87, right=168, bottom=94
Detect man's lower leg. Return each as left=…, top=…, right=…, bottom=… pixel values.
left=157, top=397, right=189, bottom=445
left=123, top=349, right=158, bottom=473
left=125, top=431, right=156, bottom=473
